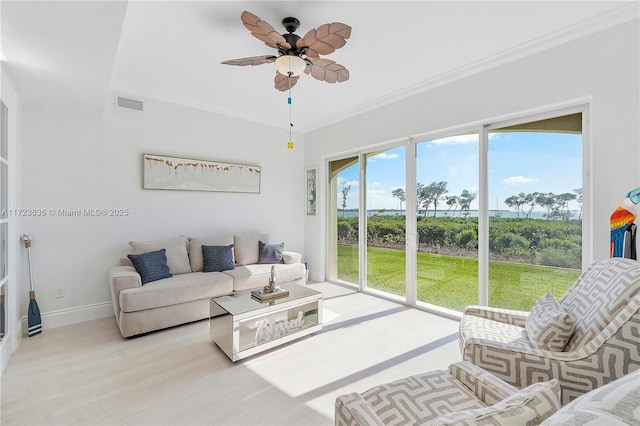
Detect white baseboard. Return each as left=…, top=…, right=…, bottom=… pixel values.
left=21, top=302, right=114, bottom=335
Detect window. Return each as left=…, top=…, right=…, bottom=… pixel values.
left=365, top=147, right=406, bottom=298
left=329, top=156, right=359, bottom=285
left=416, top=134, right=479, bottom=311
left=487, top=114, right=583, bottom=310
left=328, top=107, right=587, bottom=314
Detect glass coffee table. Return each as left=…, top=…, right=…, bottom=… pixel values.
left=209, top=283, right=323, bottom=361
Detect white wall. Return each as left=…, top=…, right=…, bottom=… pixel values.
left=19, top=97, right=305, bottom=327
left=304, top=20, right=640, bottom=281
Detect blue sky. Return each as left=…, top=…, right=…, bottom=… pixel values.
left=337, top=132, right=582, bottom=212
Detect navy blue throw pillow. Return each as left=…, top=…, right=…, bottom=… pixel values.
left=127, top=249, right=172, bottom=285
left=202, top=244, right=235, bottom=272
left=257, top=241, right=284, bottom=264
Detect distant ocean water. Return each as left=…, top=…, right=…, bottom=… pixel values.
left=338, top=209, right=561, bottom=220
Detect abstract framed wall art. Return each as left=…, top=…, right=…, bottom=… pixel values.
left=306, top=168, right=317, bottom=215
left=143, top=154, right=261, bottom=193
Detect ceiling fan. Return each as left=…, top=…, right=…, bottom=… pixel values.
left=222, top=11, right=351, bottom=91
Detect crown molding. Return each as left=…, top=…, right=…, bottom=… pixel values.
left=304, top=2, right=639, bottom=133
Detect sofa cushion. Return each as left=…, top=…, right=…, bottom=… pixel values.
left=360, top=370, right=487, bottom=424
left=188, top=234, right=234, bottom=272
left=234, top=234, right=268, bottom=265
left=540, top=370, right=640, bottom=425
left=335, top=393, right=385, bottom=426
left=202, top=244, right=235, bottom=272
left=526, top=294, right=575, bottom=352
left=257, top=241, right=284, bottom=264
left=129, top=236, right=191, bottom=275
left=127, top=249, right=172, bottom=285
left=119, top=271, right=233, bottom=313
left=434, top=379, right=560, bottom=425
left=223, top=263, right=304, bottom=292
left=447, top=361, right=518, bottom=406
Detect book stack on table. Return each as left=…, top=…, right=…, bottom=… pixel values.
left=251, top=286, right=290, bottom=303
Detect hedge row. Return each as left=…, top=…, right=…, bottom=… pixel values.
left=337, top=215, right=582, bottom=269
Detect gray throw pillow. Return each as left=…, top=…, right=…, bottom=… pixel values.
left=257, top=241, right=284, bottom=264
left=202, top=244, right=235, bottom=272
left=127, top=249, right=172, bottom=284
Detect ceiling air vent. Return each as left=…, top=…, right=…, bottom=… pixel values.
left=117, top=96, right=143, bottom=111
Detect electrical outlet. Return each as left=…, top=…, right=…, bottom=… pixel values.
left=56, top=287, right=65, bottom=298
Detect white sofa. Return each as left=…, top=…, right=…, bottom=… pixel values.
left=108, top=234, right=305, bottom=337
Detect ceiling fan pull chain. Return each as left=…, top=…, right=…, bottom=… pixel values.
left=287, top=82, right=294, bottom=149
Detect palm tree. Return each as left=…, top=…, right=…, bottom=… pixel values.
left=574, top=188, right=583, bottom=219
left=428, top=181, right=448, bottom=217
left=459, top=189, right=477, bottom=217
left=391, top=188, right=406, bottom=215
left=504, top=193, right=526, bottom=218
left=557, top=192, right=577, bottom=220
left=524, top=192, right=540, bottom=218
left=536, top=192, right=556, bottom=220
left=445, top=195, right=459, bottom=216
left=340, top=180, right=351, bottom=217
left=416, top=183, right=428, bottom=216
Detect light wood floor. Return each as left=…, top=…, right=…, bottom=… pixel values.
left=1, top=282, right=461, bottom=425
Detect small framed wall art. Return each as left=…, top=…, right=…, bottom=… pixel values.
left=306, top=168, right=317, bottom=215
left=143, top=154, right=261, bottom=193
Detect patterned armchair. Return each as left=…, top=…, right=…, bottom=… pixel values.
left=459, top=258, right=640, bottom=405
left=335, top=361, right=561, bottom=425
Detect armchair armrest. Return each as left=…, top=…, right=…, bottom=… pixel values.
left=282, top=251, right=302, bottom=264
left=108, top=266, right=141, bottom=321
left=448, top=361, right=518, bottom=406
left=335, top=393, right=385, bottom=426
left=463, top=305, right=529, bottom=327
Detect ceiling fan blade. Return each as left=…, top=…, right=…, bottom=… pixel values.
left=304, top=58, right=349, bottom=83
left=274, top=72, right=299, bottom=92
left=297, top=22, right=351, bottom=57
left=221, top=55, right=276, bottom=66
left=241, top=11, right=291, bottom=50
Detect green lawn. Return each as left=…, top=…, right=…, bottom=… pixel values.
left=337, top=244, right=581, bottom=311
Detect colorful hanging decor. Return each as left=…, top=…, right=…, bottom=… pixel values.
left=287, top=83, right=294, bottom=149
left=610, top=187, right=640, bottom=259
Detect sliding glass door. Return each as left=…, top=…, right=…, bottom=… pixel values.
left=487, top=114, right=583, bottom=310
left=329, top=156, right=360, bottom=285
left=365, top=147, right=406, bottom=298
left=415, top=134, right=478, bottom=311
left=328, top=107, right=586, bottom=313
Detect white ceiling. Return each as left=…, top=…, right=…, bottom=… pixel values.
left=2, top=1, right=637, bottom=132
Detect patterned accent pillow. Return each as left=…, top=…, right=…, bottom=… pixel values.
left=202, top=244, right=235, bottom=272
left=526, top=294, right=575, bottom=351
left=257, top=241, right=284, bottom=264
left=127, top=249, right=172, bottom=284
left=433, top=379, right=560, bottom=426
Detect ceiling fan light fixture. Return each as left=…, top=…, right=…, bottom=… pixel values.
left=275, top=55, right=306, bottom=77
